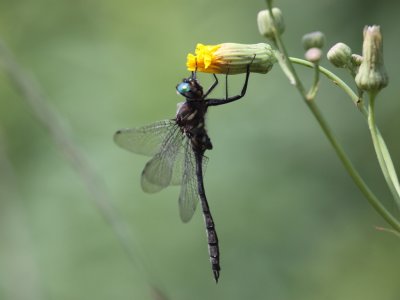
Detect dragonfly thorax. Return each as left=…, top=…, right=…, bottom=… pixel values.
left=176, top=101, right=212, bottom=152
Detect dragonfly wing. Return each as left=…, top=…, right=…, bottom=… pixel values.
left=170, top=147, right=186, bottom=186
left=141, top=126, right=185, bottom=193
left=170, top=144, right=208, bottom=186
left=178, top=141, right=209, bottom=222
left=114, top=120, right=176, bottom=156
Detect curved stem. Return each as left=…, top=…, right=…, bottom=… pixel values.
left=289, top=57, right=361, bottom=107
left=291, top=57, right=400, bottom=211
left=265, top=3, right=307, bottom=96
left=264, top=2, right=400, bottom=231
left=368, top=93, right=400, bottom=209
left=0, top=40, right=167, bottom=293
left=307, top=62, right=320, bottom=100
left=308, top=100, right=400, bottom=231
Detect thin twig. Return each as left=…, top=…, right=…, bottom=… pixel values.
left=0, top=130, right=44, bottom=300
left=0, top=40, right=168, bottom=299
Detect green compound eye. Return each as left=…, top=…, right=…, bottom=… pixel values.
left=177, top=82, right=191, bottom=94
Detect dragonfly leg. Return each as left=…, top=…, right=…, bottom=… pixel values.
left=203, top=74, right=219, bottom=98
left=205, top=55, right=255, bottom=107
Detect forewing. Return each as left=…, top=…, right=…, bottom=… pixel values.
left=141, top=125, right=185, bottom=193
left=114, top=120, right=176, bottom=156
left=178, top=142, right=209, bottom=222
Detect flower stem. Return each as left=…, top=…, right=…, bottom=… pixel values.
left=308, top=100, right=400, bottom=232
left=291, top=57, right=400, bottom=212
left=289, top=57, right=360, bottom=106
left=307, top=62, right=320, bottom=100
left=368, top=93, right=400, bottom=209
left=265, top=2, right=400, bottom=232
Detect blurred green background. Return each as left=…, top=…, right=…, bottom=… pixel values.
left=1, top=0, right=400, bottom=299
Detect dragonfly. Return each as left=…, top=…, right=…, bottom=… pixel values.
left=114, top=65, right=251, bottom=283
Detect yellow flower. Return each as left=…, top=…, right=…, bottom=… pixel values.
left=186, top=43, right=276, bottom=75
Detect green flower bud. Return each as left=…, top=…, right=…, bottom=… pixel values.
left=302, top=31, right=325, bottom=50
left=305, top=47, right=322, bottom=63
left=327, top=42, right=352, bottom=68
left=187, top=43, right=276, bottom=75
left=351, top=54, right=363, bottom=66
left=355, top=26, right=388, bottom=93
left=257, top=8, right=285, bottom=39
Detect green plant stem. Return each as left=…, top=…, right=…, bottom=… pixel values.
left=308, top=100, right=400, bottom=232
left=368, top=93, right=400, bottom=209
left=307, top=62, right=320, bottom=100
left=290, top=57, right=400, bottom=211
left=289, top=58, right=360, bottom=106
left=265, top=2, right=400, bottom=232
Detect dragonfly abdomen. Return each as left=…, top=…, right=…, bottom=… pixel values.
left=204, top=212, right=220, bottom=281
left=194, top=151, right=220, bottom=282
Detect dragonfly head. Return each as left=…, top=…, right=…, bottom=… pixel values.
left=176, top=73, right=204, bottom=100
